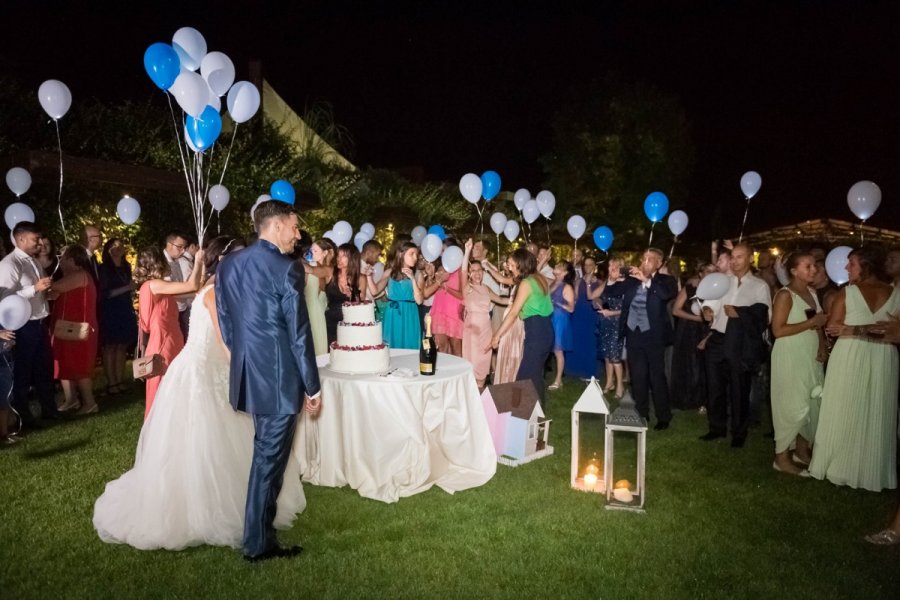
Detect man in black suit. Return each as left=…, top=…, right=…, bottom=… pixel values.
left=619, top=248, right=678, bottom=430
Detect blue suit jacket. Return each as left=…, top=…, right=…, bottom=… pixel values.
left=216, top=240, right=321, bottom=415
left=618, top=272, right=678, bottom=345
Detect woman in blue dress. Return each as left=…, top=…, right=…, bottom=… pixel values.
left=98, top=238, right=138, bottom=394
left=599, top=257, right=627, bottom=397
left=367, top=241, right=422, bottom=349
left=566, top=256, right=604, bottom=379
left=548, top=260, right=576, bottom=390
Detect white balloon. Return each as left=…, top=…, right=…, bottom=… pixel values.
left=513, top=188, right=531, bottom=211
left=200, top=51, right=236, bottom=97
left=690, top=299, right=702, bottom=316
left=667, top=210, right=689, bottom=236
left=566, top=215, right=586, bottom=240
left=503, top=220, right=520, bottom=242
left=696, top=272, right=730, bottom=300
left=116, top=195, right=141, bottom=225
left=522, top=200, right=540, bottom=224
left=332, top=220, right=353, bottom=246
left=489, top=212, right=508, bottom=235
left=170, top=71, right=209, bottom=118
left=459, top=173, right=482, bottom=204
left=4, top=202, right=35, bottom=230
left=360, top=222, right=375, bottom=238
left=257, top=194, right=272, bottom=203
left=410, top=225, right=427, bottom=246
left=37, top=79, right=72, bottom=120
left=774, top=258, right=790, bottom=286
left=847, top=180, right=881, bottom=221
left=208, top=184, right=230, bottom=211
left=441, top=246, right=464, bottom=274
left=354, top=231, right=368, bottom=251
left=825, top=246, right=853, bottom=285
left=0, top=295, right=32, bottom=330
left=372, top=261, right=385, bottom=283
left=536, top=190, right=556, bottom=218
left=322, top=230, right=335, bottom=241
left=421, top=233, right=443, bottom=262
left=226, top=81, right=261, bottom=124
left=5, top=167, right=32, bottom=197
left=250, top=198, right=264, bottom=222
left=206, top=81, right=221, bottom=113
left=172, top=26, right=207, bottom=71
left=740, top=171, right=762, bottom=199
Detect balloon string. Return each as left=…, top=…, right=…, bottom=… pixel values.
left=860, top=220, right=865, bottom=246
left=217, top=210, right=221, bottom=235
left=217, top=125, right=238, bottom=185
left=545, top=218, right=551, bottom=245
left=648, top=222, right=656, bottom=247
left=166, top=93, right=193, bottom=206
left=53, top=120, right=67, bottom=244
left=668, top=235, right=678, bottom=260
left=738, top=198, right=751, bottom=243
left=496, top=233, right=500, bottom=265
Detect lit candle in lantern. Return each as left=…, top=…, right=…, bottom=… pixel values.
left=583, top=460, right=601, bottom=490
left=584, top=472, right=598, bottom=489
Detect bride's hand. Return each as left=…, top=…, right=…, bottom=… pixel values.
left=304, top=393, right=322, bottom=415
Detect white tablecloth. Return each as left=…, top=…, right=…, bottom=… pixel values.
left=296, top=350, right=497, bottom=503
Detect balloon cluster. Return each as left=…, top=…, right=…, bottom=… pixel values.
left=5, top=168, right=36, bottom=231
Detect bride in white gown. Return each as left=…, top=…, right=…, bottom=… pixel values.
left=93, top=237, right=307, bottom=551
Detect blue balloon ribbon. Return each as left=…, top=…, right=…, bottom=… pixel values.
left=185, top=106, right=222, bottom=151
left=143, top=43, right=181, bottom=90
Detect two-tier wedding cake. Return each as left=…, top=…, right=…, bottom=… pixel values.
left=328, top=301, right=390, bottom=374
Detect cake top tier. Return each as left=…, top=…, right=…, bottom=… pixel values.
left=341, top=301, right=376, bottom=324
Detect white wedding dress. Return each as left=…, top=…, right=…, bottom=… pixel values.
left=93, top=285, right=307, bottom=550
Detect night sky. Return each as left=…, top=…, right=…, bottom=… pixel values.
left=3, top=0, right=900, bottom=236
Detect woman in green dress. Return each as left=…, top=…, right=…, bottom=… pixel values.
left=811, top=248, right=899, bottom=492
left=770, top=252, right=827, bottom=476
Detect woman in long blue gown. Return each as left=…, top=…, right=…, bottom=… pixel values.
left=566, top=256, right=603, bottom=379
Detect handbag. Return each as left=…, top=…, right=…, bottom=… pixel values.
left=52, top=278, right=92, bottom=342
left=133, top=329, right=166, bottom=381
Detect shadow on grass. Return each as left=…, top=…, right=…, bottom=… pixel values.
left=21, top=437, right=91, bottom=459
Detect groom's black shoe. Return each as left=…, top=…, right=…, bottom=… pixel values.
left=244, top=545, right=303, bottom=563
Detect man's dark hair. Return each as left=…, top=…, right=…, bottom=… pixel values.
left=13, top=221, right=40, bottom=238
left=362, top=239, right=382, bottom=254
left=253, top=200, right=295, bottom=230
left=166, top=230, right=188, bottom=244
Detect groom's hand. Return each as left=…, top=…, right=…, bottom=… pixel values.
left=304, top=393, right=322, bottom=415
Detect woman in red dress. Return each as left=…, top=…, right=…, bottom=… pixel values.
left=133, top=246, right=203, bottom=418
left=50, top=246, right=100, bottom=415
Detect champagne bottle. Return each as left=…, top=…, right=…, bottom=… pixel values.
left=420, top=314, right=437, bottom=375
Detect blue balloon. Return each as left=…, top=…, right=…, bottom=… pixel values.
left=480, top=170, right=501, bottom=201
left=143, top=42, right=181, bottom=90
left=427, top=224, right=446, bottom=241
left=185, top=105, right=222, bottom=151
left=643, top=191, right=669, bottom=223
left=593, top=226, right=614, bottom=252
left=270, top=179, right=296, bottom=205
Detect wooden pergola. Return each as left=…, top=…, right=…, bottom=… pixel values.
left=743, top=218, right=900, bottom=250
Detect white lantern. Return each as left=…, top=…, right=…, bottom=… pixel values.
left=570, top=377, right=610, bottom=493
left=604, top=390, right=647, bottom=512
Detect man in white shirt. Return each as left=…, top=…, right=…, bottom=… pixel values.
left=163, top=231, right=194, bottom=340
left=0, top=222, right=60, bottom=426
left=700, top=243, right=772, bottom=447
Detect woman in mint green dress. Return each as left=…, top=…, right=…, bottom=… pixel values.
left=810, top=249, right=899, bottom=492
left=367, top=241, right=422, bottom=349
left=770, top=252, right=827, bottom=476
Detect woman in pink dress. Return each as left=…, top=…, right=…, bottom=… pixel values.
left=134, top=246, right=203, bottom=418
left=461, top=239, right=508, bottom=388
left=430, top=239, right=465, bottom=356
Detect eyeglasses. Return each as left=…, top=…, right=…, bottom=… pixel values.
left=168, top=242, right=185, bottom=250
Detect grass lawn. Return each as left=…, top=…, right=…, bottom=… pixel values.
left=1, top=378, right=898, bottom=599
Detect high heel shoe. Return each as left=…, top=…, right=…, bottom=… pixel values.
left=548, top=382, right=563, bottom=391
left=58, top=400, right=80, bottom=412
left=76, top=403, right=99, bottom=415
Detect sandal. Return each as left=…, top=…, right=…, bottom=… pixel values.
left=864, top=529, right=900, bottom=546
left=548, top=382, right=563, bottom=391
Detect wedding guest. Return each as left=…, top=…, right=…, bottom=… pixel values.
left=324, top=244, right=366, bottom=346
left=570, top=247, right=584, bottom=278
left=0, top=222, right=59, bottom=428
left=489, top=255, right=525, bottom=385
left=549, top=260, right=576, bottom=391
left=810, top=248, right=899, bottom=491
left=462, top=239, right=508, bottom=388
left=361, top=239, right=383, bottom=301
left=49, top=245, right=100, bottom=414
left=756, top=250, right=779, bottom=295
left=368, top=241, right=422, bottom=349
left=770, top=252, right=828, bottom=476
left=99, top=238, right=138, bottom=395
left=0, top=329, right=17, bottom=445
left=429, top=240, right=465, bottom=356
left=135, top=245, right=204, bottom=418
left=163, top=231, right=194, bottom=340
left=305, top=238, right=338, bottom=345
left=416, top=254, right=443, bottom=331
left=489, top=248, right=554, bottom=405
left=80, top=224, right=102, bottom=283
left=669, top=262, right=716, bottom=411
left=809, top=246, right=839, bottom=313
left=620, top=249, right=678, bottom=430
left=295, top=232, right=328, bottom=356
left=700, top=243, right=771, bottom=447
left=566, top=255, right=603, bottom=380
left=884, top=247, right=900, bottom=286
left=599, top=257, right=627, bottom=397
left=36, top=237, right=61, bottom=281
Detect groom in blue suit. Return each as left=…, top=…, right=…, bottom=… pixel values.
left=216, top=200, right=322, bottom=562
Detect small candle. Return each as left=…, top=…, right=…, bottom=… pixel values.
left=584, top=473, right=598, bottom=489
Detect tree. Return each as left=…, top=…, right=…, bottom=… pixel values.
left=540, top=77, right=694, bottom=248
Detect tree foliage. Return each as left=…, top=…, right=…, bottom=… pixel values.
left=541, top=77, right=694, bottom=248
